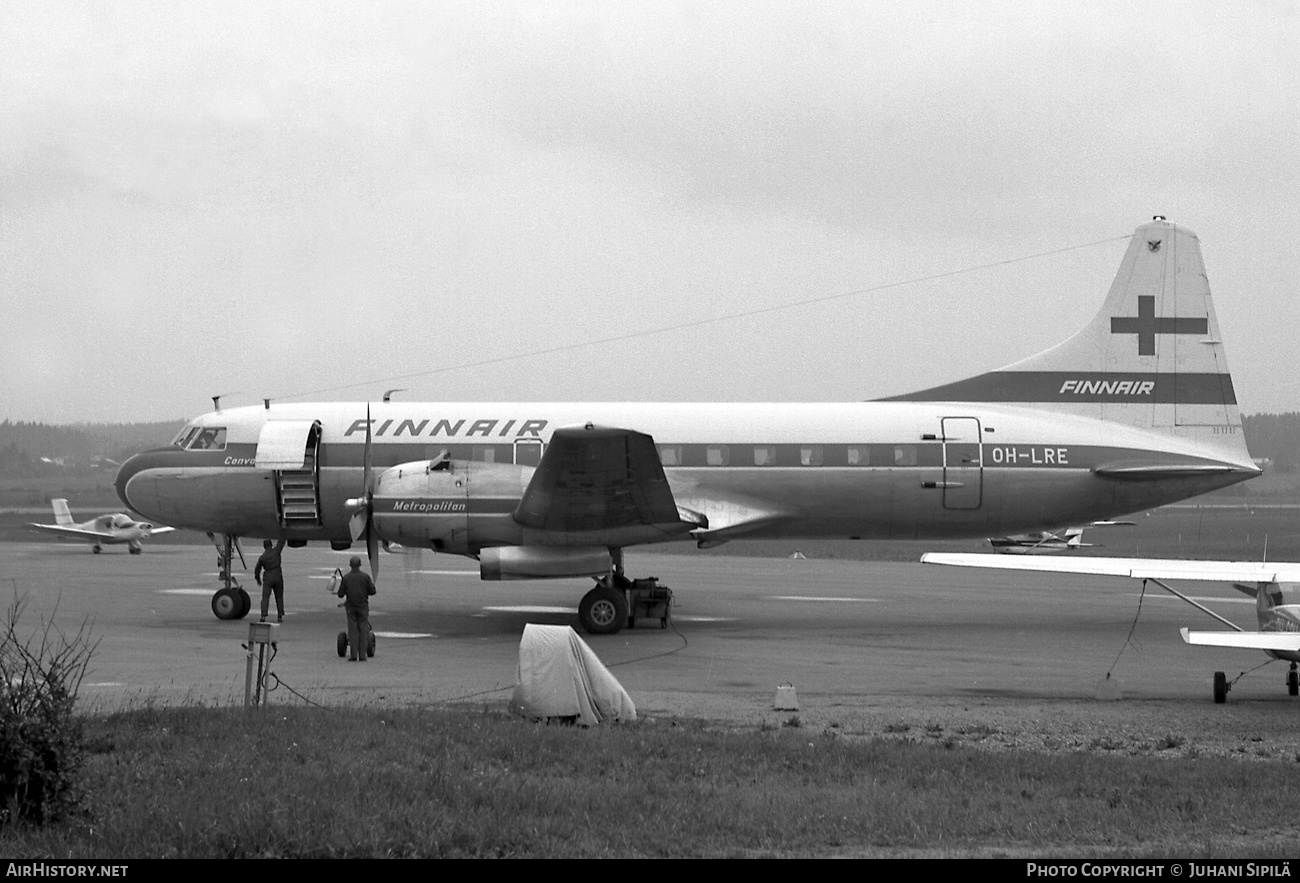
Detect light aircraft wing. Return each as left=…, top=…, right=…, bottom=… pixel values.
left=514, top=425, right=702, bottom=534
left=148, top=526, right=176, bottom=535
left=1180, top=628, right=1300, bottom=652
left=921, top=553, right=1300, bottom=583
left=29, top=523, right=118, bottom=540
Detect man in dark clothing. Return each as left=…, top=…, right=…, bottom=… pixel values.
left=254, top=539, right=288, bottom=623
left=337, top=555, right=376, bottom=662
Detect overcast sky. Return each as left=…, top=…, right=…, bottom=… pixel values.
left=3, top=2, right=1296, bottom=424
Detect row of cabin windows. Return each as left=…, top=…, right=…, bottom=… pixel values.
left=656, top=444, right=919, bottom=468
left=169, top=432, right=923, bottom=469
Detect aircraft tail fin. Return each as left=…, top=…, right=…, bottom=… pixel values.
left=51, top=499, right=73, bottom=526
left=882, top=218, right=1250, bottom=461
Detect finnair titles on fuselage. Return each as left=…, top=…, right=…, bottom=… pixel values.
left=115, top=219, right=1260, bottom=632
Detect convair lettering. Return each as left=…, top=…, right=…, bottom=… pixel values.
left=343, top=418, right=548, bottom=438
left=1058, top=379, right=1155, bottom=396
left=989, top=447, right=1069, bottom=466
left=224, top=457, right=257, bottom=466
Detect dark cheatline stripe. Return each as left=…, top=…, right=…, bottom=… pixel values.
left=876, top=371, right=1236, bottom=404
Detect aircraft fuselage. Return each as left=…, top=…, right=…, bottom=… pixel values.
left=115, top=400, right=1257, bottom=552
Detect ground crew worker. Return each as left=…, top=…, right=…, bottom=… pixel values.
left=338, top=555, right=376, bottom=662
left=254, top=538, right=287, bottom=622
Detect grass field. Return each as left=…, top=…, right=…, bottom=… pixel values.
left=0, top=703, right=1296, bottom=859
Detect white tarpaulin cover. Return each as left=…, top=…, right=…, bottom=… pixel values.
left=509, top=624, right=636, bottom=726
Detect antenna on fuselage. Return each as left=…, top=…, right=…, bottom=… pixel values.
left=211, top=391, right=242, bottom=412
left=383, top=388, right=405, bottom=403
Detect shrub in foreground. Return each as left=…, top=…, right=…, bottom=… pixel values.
left=0, top=593, right=96, bottom=825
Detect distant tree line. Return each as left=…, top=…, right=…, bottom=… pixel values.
left=1242, top=412, right=1300, bottom=473
left=0, top=419, right=184, bottom=477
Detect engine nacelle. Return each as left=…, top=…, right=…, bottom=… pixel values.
left=371, top=458, right=530, bottom=555
left=479, top=546, right=612, bottom=581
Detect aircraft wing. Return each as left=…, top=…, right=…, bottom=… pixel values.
left=921, top=553, right=1300, bottom=583
left=514, top=425, right=702, bottom=534
left=29, top=523, right=117, bottom=540
left=1180, top=628, right=1300, bottom=652
left=148, top=526, right=176, bottom=535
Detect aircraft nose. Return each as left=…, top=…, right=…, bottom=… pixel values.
left=114, top=454, right=146, bottom=510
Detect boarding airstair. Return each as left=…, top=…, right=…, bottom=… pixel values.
left=271, top=425, right=323, bottom=527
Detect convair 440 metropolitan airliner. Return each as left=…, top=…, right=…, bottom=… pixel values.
left=115, top=218, right=1258, bottom=632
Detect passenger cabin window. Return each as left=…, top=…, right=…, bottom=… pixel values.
left=514, top=439, right=543, bottom=467
left=657, top=445, right=682, bottom=466
left=753, top=446, right=776, bottom=466
left=188, top=427, right=227, bottom=451
left=706, top=446, right=729, bottom=466
left=847, top=446, right=870, bottom=466
left=800, top=446, right=823, bottom=466
left=894, top=445, right=917, bottom=467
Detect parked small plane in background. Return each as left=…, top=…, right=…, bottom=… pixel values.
left=988, top=520, right=1134, bottom=554
left=922, top=552, right=1300, bottom=703
left=114, top=218, right=1260, bottom=632
left=29, top=499, right=174, bottom=554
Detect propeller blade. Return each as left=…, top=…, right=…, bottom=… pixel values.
left=368, top=528, right=380, bottom=581
left=363, top=402, right=374, bottom=495
left=349, top=509, right=368, bottom=543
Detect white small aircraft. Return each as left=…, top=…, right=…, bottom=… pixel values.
left=29, top=498, right=174, bottom=554
left=922, top=552, right=1300, bottom=703
left=987, top=520, right=1134, bottom=554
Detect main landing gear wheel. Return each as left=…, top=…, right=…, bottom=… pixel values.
left=579, top=583, right=628, bottom=635
left=337, top=632, right=348, bottom=658
left=1288, top=665, right=1298, bottom=697
left=92, top=545, right=102, bottom=554
left=238, top=589, right=251, bottom=619
left=212, top=588, right=245, bottom=621
left=1213, top=671, right=1228, bottom=704
left=129, top=546, right=142, bottom=555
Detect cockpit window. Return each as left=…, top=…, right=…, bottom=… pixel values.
left=173, top=426, right=200, bottom=449
left=187, top=427, right=227, bottom=451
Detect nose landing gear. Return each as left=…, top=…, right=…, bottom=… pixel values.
left=208, top=533, right=251, bottom=620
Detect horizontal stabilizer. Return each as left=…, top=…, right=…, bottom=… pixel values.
left=1094, top=463, right=1250, bottom=478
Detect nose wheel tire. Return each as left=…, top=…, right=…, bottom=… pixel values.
left=212, top=588, right=246, bottom=620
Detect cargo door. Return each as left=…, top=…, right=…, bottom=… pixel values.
left=941, top=416, right=982, bottom=510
